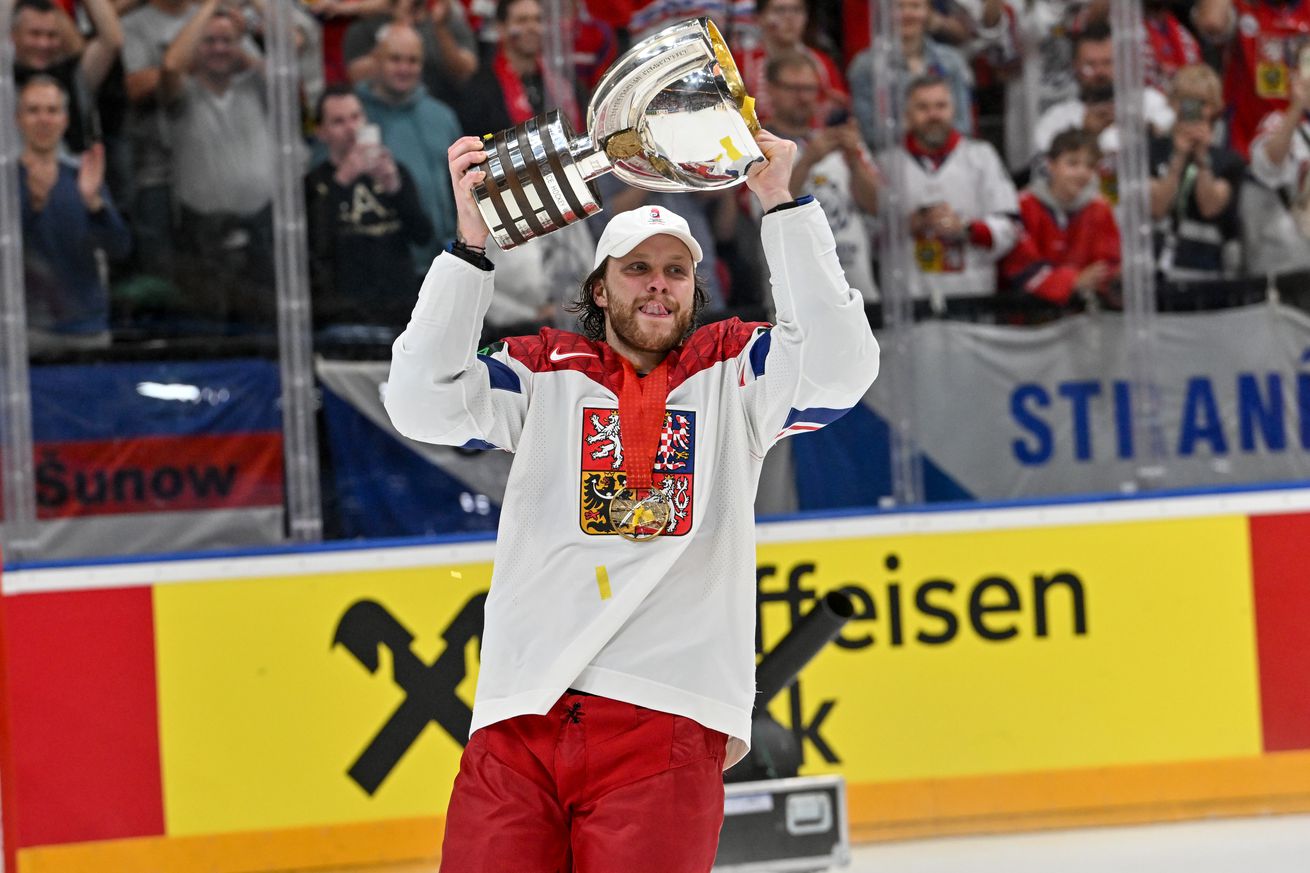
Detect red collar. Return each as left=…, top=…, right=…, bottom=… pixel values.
left=905, top=129, right=962, bottom=165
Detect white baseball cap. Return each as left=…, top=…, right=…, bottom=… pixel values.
left=592, top=205, right=704, bottom=270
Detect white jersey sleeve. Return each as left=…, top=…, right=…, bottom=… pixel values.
left=739, top=198, right=880, bottom=455
left=385, top=253, right=532, bottom=452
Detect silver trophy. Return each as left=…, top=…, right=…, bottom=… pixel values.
left=473, top=17, right=764, bottom=250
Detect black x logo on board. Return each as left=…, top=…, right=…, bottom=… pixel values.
left=332, top=593, right=487, bottom=794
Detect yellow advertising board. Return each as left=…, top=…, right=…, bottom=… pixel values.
left=755, top=516, right=1262, bottom=780
left=150, top=513, right=1264, bottom=840
left=14, top=492, right=1310, bottom=873
left=153, top=562, right=493, bottom=835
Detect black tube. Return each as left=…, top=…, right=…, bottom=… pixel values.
left=754, top=590, right=855, bottom=710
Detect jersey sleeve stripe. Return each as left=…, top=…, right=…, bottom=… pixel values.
left=747, top=328, right=771, bottom=378
left=782, top=405, right=854, bottom=428
left=478, top=354, right=522, bottom=393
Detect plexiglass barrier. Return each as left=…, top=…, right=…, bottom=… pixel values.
left=5, top=0, right=1310, bottom=563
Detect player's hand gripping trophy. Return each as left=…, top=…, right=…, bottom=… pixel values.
left=461, top=17, right=765, bottom=250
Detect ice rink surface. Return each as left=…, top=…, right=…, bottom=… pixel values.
left=847, top=813, right=1310, bottom=873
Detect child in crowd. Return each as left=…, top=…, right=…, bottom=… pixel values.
left=1001, top=127, right=1121, bottom=308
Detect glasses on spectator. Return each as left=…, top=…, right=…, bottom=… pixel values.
left=772, top=81, right=822, bottom=95
left=768, top=5, right=807, bottom=16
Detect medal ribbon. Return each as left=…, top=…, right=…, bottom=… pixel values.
left=618, top=358, right=669, bottom=491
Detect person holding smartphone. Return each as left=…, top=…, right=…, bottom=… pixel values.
left=1148, top=64, right=1245, bottom=290
left=881, top=73, right=1019, bottom=315
left=304, top=84, right=434, bottom=333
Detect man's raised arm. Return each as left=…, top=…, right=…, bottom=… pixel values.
left=737, top=129, right=881, bottom=455
left=384, top=136, right=531, bottom=452
left=79, top=0, right=125, bottom=91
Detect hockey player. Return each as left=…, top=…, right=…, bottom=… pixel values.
left=384, top=128, right=879, bottom=871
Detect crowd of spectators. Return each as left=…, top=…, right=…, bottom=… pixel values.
left=13, top=0, right=1310, bottom=356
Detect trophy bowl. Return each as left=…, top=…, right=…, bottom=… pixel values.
left=473, top=17, right=763, bottom=250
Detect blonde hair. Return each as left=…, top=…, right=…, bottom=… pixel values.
left=1169, top=64, right=1223, bottom=111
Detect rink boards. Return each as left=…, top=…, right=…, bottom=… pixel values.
left=2, top=487, right=1310, bottom=872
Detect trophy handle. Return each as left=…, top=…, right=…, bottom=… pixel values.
left=473, top=111, right=605, bottom=250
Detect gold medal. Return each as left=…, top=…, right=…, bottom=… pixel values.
left=610, top=486, right=673, bottom=541
left=609, top=357, right=674, bottom=541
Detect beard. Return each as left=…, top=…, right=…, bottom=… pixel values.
left=913, top=120, right=952, bottom=149
left=606, top=298, right=694, bottom=358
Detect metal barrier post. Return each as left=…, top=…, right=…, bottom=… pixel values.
left=871, top=0, right=924, bottom=506
left=1113, top=0, right=1169, bottom=488
left=266, top=0, right=323, bottom=542
left=0, top=0, right=37, bottom=560
left=541, top=0, right=579, bottom=130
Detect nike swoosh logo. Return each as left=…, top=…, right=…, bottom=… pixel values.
left=550, top=348, right=597, bottom=362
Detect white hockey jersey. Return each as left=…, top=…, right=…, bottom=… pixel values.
left=880, top=135, right=1020, bottom=308
left=385, top=200, right=879, bottom=766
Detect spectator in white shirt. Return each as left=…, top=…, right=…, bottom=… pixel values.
left=879, top=74, right=1019, bottom=313
left=1031, top=20, right=1175, bottom=165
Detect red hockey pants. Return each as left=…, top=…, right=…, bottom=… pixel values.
left=438, top=691, right=728, bottom=873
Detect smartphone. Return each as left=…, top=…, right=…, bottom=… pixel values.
left=1179, top=97, right=1206, bottom=122
left=1081, top=83, right=1115, bottom=105
left=825, top=107, right=851, bottom=128
left=357, top=123, right=381, bottom=147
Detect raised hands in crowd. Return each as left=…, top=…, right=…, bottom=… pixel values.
left=76, top=141, right=108, bottom=211
left=333, top=126, right=401, bottom=194
left=17, top=0, right=1310, bottom=350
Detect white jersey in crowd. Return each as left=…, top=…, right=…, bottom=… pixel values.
left=971, top=0, right=1086, bottom=172
left=384, top=201, right=879, bottom=766
left=763, top=141, right=879, bottom=304
left=798, top=149, right=878, bottom=304
left=880, top=135, right=1020, bottom=308
left=1244, top=110, right=1310, bottom=276
left=1031, top=87, right=1176, bottom=163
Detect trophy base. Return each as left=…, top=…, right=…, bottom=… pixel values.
left=474, top=111, right=604, bottom=250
